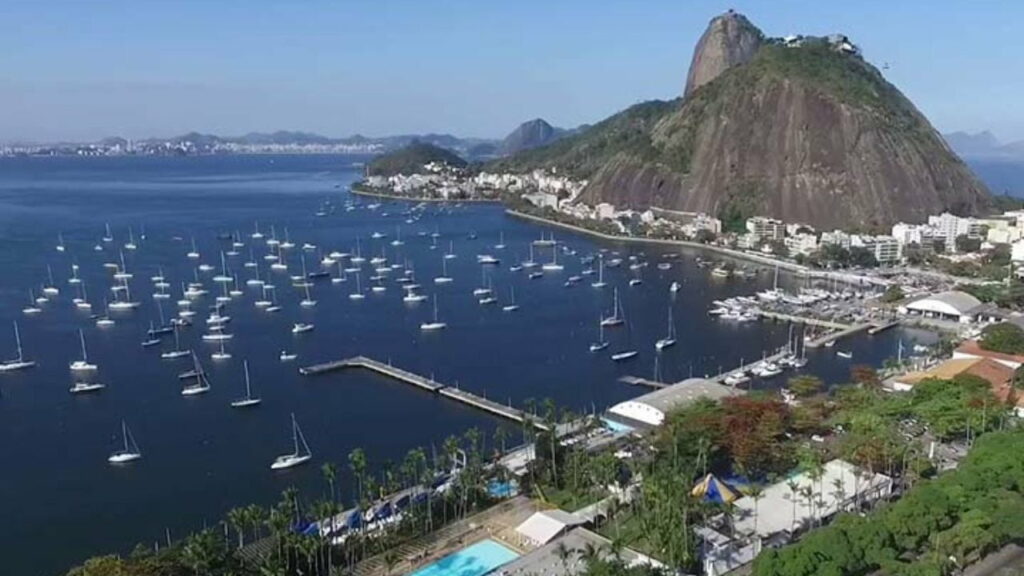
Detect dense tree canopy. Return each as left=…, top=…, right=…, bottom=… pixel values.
left=979, top=322, right=1024, bottom=355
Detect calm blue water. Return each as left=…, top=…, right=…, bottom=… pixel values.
left=408, top=539, right=519, bottom=576
left=0, top=155, right=924, bottom=575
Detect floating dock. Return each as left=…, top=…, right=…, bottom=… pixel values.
left=618, top=376, right=668, bottom=389
left=867, top=321, right=900, bottom=335
left=300, top=356, right=547, bottom=429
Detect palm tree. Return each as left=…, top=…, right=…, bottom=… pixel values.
left=494, top=426, right=508, bottom=457
left=749, top=485, right=765, bottom=539
left=322, top=462, right=338, bottom=504
left=267, top=505, right=291, bottom=566
left=182, top=529, right=221, bottom=576
left=348, top=448, right=368, bottom=509
left=542, top=398, right=559, bottom=485
left=227, top=507, right=247, bottom=549
left=554, top=540, right=573, bottom=573
left=245, top=504, right=267, bottom=545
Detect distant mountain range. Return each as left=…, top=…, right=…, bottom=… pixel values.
left=944, top=131, right=1024, bottom=161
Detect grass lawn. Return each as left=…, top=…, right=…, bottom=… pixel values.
left=537, top=485, right=604, bottom=512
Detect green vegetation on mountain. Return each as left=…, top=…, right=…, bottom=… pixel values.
left=366, top=141, right=466, bottom=177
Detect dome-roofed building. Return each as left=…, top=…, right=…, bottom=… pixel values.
left=899, top=290, right=989, bottom=324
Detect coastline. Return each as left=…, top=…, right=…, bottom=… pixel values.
left=350, top=187, right=502, bottom=204
left=504, top=209, right=812, bottom=273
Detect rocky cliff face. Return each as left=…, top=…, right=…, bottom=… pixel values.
left=684, top=10, right=762, bottom=97
left=494, top=12, right=990, bottom=230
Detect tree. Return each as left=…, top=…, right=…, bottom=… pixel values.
left=881, top=285, right=905, bottom=303
left=694, top=229, right=716, bottom=244
left=850, top=365, right=881, bottom=389
left=787, top=375, right=824, bottom=398
left=955, top=234, right=982, bottom=253
left=227, top=507, right=247, bottom=549
left=979, top=322, right=1024, bottom=355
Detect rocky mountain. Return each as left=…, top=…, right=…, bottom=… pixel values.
left=500, top=119, right=564, bottom=155
left=945, top=131, right=1024, bottom=160
left=366, top=141, right=467, bottom=176
left=684, top=9, right=763, bottom=97
left=494, top=11, right=991, bottom=230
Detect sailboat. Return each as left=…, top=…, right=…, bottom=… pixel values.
left=70, top=329, right=98, bottom=371
left=522, top=244, right=538, bottom=269
left=211, top=338, right=231, bottom=361
left=124, top=227, right=137, bottom=251
left=160, top=324, right=191, bottom=359
left=420, top=295, right=447, bottom=330
left=472, top=267, right=492, bottom=297
left=56, top=233, right=66, bottom=252
left=601, top=288, right=625, bottom=327
left=214, top=252, right=232, bottom=283
left=187, top=237, right=200, bottom=259
left=542, top=246, right=564, bottom=271
left=75, top=282, right=93, bottom=310
left=280, top=227, right=295, bottom=250
left=591, top=257, right=607, bottom=289
left=589, top=314, right=609, bottom=352
left=141, top=325, right=161, bottom=348
left=292, top=322, right=314, bottom=334
left=270, top=413, right=312, bottom=470
left=494, top=231, right=506, bottom=250
left=391, top=226, right=404, bottom=247
left=22, top=290, right=42, bottom=315
left=108, top=279, right=141, bottom=310
left=444, top=240, right=457, bottom=260
left=251, top=221, right=264, bottom=240
left=107, top=420, right=142, bottom=464
left=332, top=260, right=347, bottom=284
left=433, top=256, right=453, bottom=284
left=230, top=360, right=262, bottom=408
left=0, top=321, right=35, bottom=371
left=349, top=271, right=366, bottom=300
left=181, top=353, right=212, bottom=395
left=611, top=319, right=639, bottom=362
left=502, top=287, right=519, bottom=312
left=43, top=265, right=60, bottom=296
left=654, top=308, right=677, bottom=351
left=68, top=263, right=81, bottom=285
left=102, top=223, right=114, bottom=243
left=266, top=286, right=282, bottom=312
left=229, top=274, right=243, bottom=297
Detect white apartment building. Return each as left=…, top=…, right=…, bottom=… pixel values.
left=820, top=230, right=852, bottom=249
left=745, top=217, right=786, bottom=241
left=928, top=213, right=985, bottom=251
left=783, top=233, right=818, bottom=257
left=891, top=222, right=936, bottom=247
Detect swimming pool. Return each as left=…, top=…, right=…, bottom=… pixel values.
left=602, top=417, right=635, bottom=433
left=409, top=539, right=519, bottom=576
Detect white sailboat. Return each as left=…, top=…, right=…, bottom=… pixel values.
left=230, top=360, right=262, bottom=408
left=654, top=308, right=677, bottom=351
left=43, top=265, right=60, bottom=296
left=124, top=227, right=137, bottom=251
left=22, top=290, right=42, bottom=315
left=187, top=237, right=200, bottom=259
left=299, top=257, right=317, bottom=306
left=214, top=251, right=232, bottom=283
left=56, top=233, right=66, bottom=252
left=70, top=380, right=105, bottom=394
left=420, top=295, right=447, bottom=330
left=502, top=287, right=519, bottom=312
left=107, top=420, right=142, bottom=464
left=591, top=257, right=607, bottom=289
left=181, top=353, right=212, bottom=395
left=589, top=314, right=609, bottom=352
left=68, top=263, right=82, bottom=285
left=102, top=223, right=114, bottom=243
left=433, top=256, right=453, bottom=284
left=270, top=413, right=312, bottom=470
left=601, top=288, right=625, bottom=327
left=611, top=321, right=639, bottom=362
left=211, top=338, right=231, bottom=361
left=444, top=240, right=457, bottom=260
left=494, top=231, right=506, bottom=250
left=0, top=321, right=35, bottom=371
left=160, top=324, right=190, bottom=359
left=292, top=322, right=314, bottom=334
left=542, top=246, right=564, bottom=271
left=70, top=329, right=98, bottom=371
left=522, top=244, right=538, bottom=269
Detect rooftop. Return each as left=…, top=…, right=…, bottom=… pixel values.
left=905, top=290, right=984, bottom=316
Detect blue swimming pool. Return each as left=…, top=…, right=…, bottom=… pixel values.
left=409, top=539, right=519, bottom=576
left=602, top=417, right=635, bottom=433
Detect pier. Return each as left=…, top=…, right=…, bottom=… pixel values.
left=756, top=310, right=852, bottom=330
left=300, top=356, right=548, bottom=429
left=618, top=375, right=668, bottom=389
left=867, top=321, right=900, bottom=335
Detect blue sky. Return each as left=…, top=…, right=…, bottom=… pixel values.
left=2, top=0, right=1022, bottom=142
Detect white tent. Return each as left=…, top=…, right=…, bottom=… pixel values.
left=514, top=510, right=585, bottom=547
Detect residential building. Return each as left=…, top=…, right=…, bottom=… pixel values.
left=928, top=212, right=985, bottom=251
left=820, top=230, right=852, bottom=249
left=745, top=217, right=786, bottom=241
left=784, top=233, right=818, bottom=257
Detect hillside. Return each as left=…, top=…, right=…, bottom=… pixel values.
left=366, top=141, right=467, bottom=176
left=500, top=118, right=564, bottom=155
left=492, top=12, right=991, bottom=230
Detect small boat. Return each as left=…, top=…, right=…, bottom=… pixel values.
left=420, top=295, right=447, bottom=330
left=502, top=287, right=519, bottom=312
left=279, top=351, right=297, bottom=362
left=201, top=332, right=234, bottom=341
left=107, top=420, right=142, bottom=464
left=349, top=272, right=366, bottom=300
left=824, top=340, right=836, bottom=348
left=669, top=282, right=680, bottom=293
left=160, top=325, right=190, bottom=359
left=230, top=360, right=262, bottom=408
left=528, top=271, right=543, bottom=280
left=591, top=258, right=607, bottom=289
left=589, top=314, right=609, bottom=352
left=477, top=254, right=500, bottom=265
left=181, top=354, right=212, bottom=396
left=0, top=322, right=35, bottom=372
left=186, top=237, right=200, bottom=259
left=22, top=290, right=42, bottom=315
left=211, top=339, right=231, bottom=361
left=611, top=350, right=638, bottom=362
left=270, top=413, right=313, bottom=470
left=70, top=381, right=105, bottom=394
left=141, top=337, right=161, bottom=348
left=654, top=308, right=677, bottom=351
left=56, top=233, right=66, bottom=252
left=43, top=265, right=60, bottom=296
left=836, top=351, right=853, bottom=359
left=433, top=257, right=453, bottom=284
left=124, top=227, right=137, bottom=251
left=600, top=288, right=625, bottom=327
left=292, top=323, right=314, bottom=334
left=70, top=329, right=98, bottom=371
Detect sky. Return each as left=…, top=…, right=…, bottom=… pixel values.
left=2, top=0, right=1023, bottom=143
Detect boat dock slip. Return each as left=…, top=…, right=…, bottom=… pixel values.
left=805, top=322, right=875, bottom=348
left=618, top=376, right=668, bottom=389
left=867, top=321, right=900, bottom=335
left=300, top=356, right=547, bottom=429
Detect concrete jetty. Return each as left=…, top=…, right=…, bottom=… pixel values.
left=618, top=376, right=668, bottom=389
left=300, top=355, right=547, bottom=429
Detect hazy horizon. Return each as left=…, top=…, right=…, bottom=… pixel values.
left=4, top=0, right=1024, bottom=143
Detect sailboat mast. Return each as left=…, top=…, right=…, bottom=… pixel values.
left=244, top=360, right=252, bottom=398
left=14, top=322, right=23, bottom=361
left=79, top=329, right=87, bottom=361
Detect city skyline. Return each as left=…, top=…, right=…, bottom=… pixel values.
left=3, top=0, right=1024, bottom=142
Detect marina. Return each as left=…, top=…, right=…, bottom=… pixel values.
left=0, top=154, right=923, bottom=575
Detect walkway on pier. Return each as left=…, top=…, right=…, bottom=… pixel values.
left=804, top=322, right=875, bottom=348
left=757, top=310, right=852, bottom=330
left=618, top=375, right=668, bottom=389
left=300, top=355, right=548, bottom=430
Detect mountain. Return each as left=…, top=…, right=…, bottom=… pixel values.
left=366, top=141, right=467, bottom=176
left=684, top=9, right=763, bottom=97
left=493, top=11, right=991, bottom=230
left=945, top=131, right=1024, bottom=161
left=500, top=119, right=564, bottom=155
